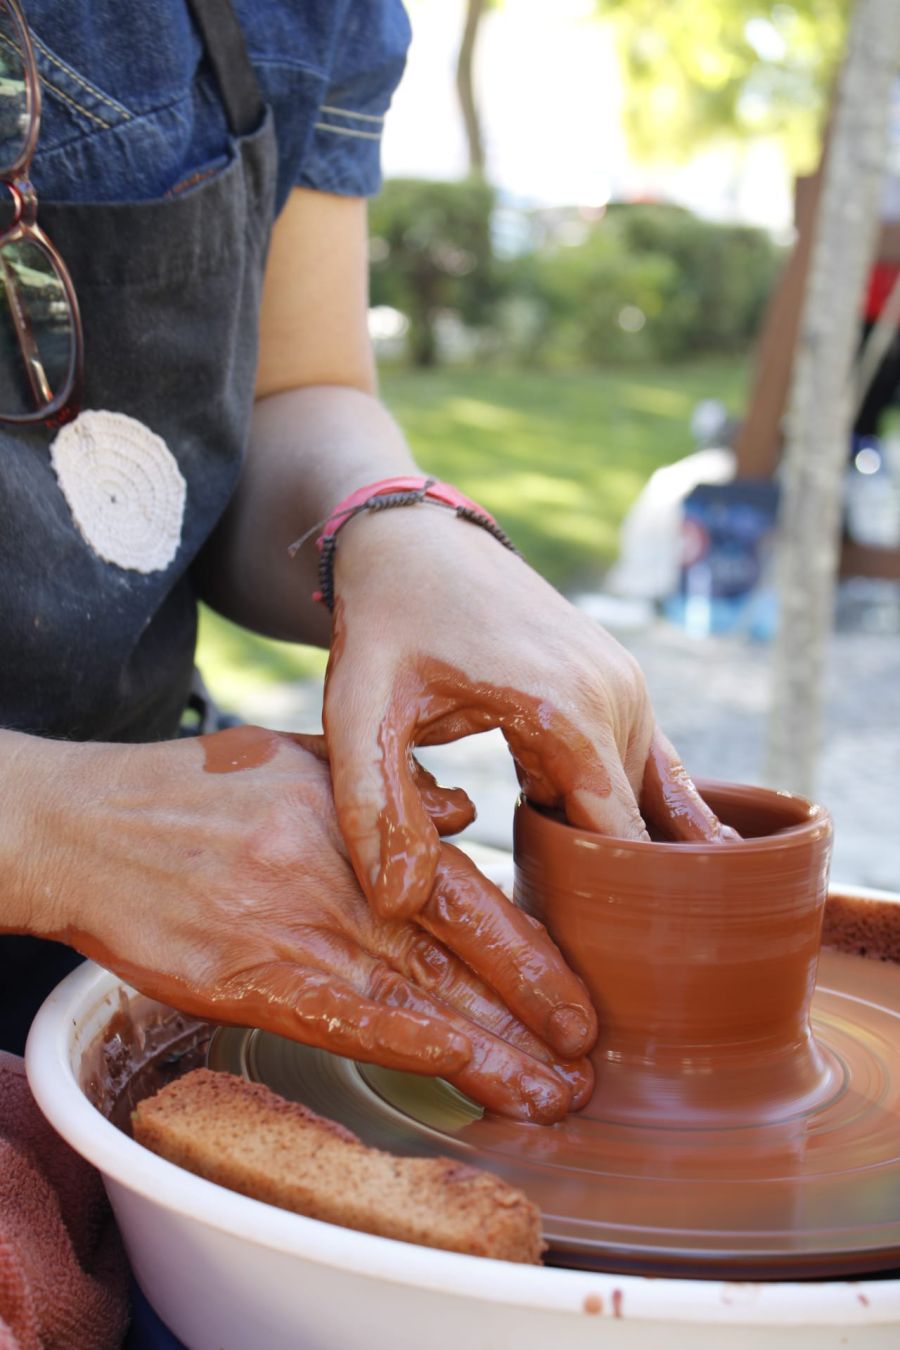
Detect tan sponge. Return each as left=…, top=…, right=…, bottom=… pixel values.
left=822, top=888, right=900, bottom=964
left=132, top=1068, right=543, bottom=1264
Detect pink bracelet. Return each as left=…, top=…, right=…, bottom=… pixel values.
left=289, top=476, right=519, bottom=609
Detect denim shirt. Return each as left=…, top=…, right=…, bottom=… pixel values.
left=24, top=0, right=411, bottom=213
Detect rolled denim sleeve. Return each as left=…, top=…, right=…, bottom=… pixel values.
left=298, top=0, right=411, bottom=198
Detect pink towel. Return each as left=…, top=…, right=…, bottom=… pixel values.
left=0, top=1052, right=128, bottom=1349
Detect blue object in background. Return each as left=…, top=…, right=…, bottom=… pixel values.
left=663, top=480, right=780, bottom=641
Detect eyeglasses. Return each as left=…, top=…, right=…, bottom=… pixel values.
left=0, top=0, right=81, bottom=425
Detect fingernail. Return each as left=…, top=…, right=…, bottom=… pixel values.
left=442, top=1032, right=473, bottom=1072
left=372, top=866, right=430, bottom=920
left=546, top=1004, right=594, bottom=1057
left=373, top=833, right=439, bottom=918
left=552, top=1058, right=595, bottom=1111
left=520, top=1074, right=570, bottom=1125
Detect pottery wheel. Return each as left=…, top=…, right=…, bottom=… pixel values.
left=208, top=948, right=900, bottom=1280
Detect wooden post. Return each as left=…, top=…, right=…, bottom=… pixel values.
left=732, top=167, right=824, bottom=480
left=766, top=1, right=900, bottom=795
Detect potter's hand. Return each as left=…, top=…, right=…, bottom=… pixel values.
left=325, top=509, right=728, bottom=921
left=25, top=726, right=592, bottom=1123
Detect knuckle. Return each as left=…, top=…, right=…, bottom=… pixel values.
left=428, top=879, right=472, bottom=928
left=367, top=965, right=412, bottom=1007
left=239, top=813, right=298, bottom=874
left=402, top=930, right=453, bottom=989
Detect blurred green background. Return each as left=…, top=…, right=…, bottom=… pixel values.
left=197, top=354, right=746, bottom=703
left=196, top=0, right=852, bottom=704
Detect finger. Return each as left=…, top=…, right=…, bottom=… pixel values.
left=563, top=768, right=649, bottom=840
left=621, top=712, right=656, bottom=805
left=365, top=907, right=594, bottom=1102
left=325, top=663, right=439, bottom=919
left=365, top=964, right=575, bottom=1124
left=418, top=844, right=598, bottom=1059
left=302, top=921, right=581, bottom=1123
left=641, top=728, right=740, bottom=843
left=411, top=759, right=477, bottom=836
left=276, top=927, right=574, bottom=1123
left=493, top=699, right=650, bottom=842
left=214, top=961, right=472, bottom=1076
left=555, top=1057, right=595, bottom=1111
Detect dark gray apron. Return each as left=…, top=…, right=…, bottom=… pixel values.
left=1, top=0, right=276, bottom=1052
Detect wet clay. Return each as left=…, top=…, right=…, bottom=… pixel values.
left=205, top=944, right=900, bottom=1278
left=79, top=993, right=211, bottom=1134
left=81, top=869, right=900, bottom=1276
left=200, top=724, right=280, bottom=773
left=235, top=785, right=900, bottom=1279
left=514, top=785, right=835, bottom=1128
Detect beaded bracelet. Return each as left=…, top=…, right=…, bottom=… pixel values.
left=288, top=476, right=520, bottom=610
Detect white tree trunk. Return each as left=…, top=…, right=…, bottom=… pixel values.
left=766, top=1, right=900, bottom=795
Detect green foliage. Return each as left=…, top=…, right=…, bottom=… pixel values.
left=497, top=229, right=675, bottom=366
left=495, top=204, right=783, bottom=368
left=600, top=0, right=851, bottom=169
left=369, top=177, right=495, bottom=366
left=609, top=203, right=783, bottom=358
left=370, top=185, right=782, bottom=370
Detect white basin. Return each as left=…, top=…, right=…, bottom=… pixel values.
left=25, top=957, right=900, bottom=1350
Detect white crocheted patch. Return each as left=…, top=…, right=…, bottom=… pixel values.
left=50, top=410, right=187, bottom=574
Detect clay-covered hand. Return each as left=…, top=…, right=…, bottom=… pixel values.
left=34, top=726, right=594, bottom=1123
left=325, top=509, right=730, bottom=920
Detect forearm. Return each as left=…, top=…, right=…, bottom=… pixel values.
left=196, top=384, right=421, bottom=645
left=0, top=730, right=76, bottom=937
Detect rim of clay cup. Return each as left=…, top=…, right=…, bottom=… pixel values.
left=516, top=779, right=831, bottom=856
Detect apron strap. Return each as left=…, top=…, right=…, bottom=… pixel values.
left=185, top=0, right=264, bottom=137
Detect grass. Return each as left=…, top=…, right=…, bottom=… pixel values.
left=196, top=606, right=328, bottom=709
left=377, top=358, right=747, bottom=586
left=197, top=357, right=748, bottom=695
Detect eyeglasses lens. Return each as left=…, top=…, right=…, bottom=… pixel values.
left=0, top=237, right=75, bottom=416
left=0, top=3, right=29, bottom=171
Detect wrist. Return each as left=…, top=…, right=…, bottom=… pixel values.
left=321, top=477, right=519, bottom=609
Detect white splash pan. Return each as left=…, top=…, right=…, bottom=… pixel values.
left=26, top=919, right=900, bottom=1350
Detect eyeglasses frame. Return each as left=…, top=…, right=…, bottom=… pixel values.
left=0, top=0, right=82, bottom=425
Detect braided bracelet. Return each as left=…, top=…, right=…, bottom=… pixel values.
left=288, top=476, right=520, bottom=610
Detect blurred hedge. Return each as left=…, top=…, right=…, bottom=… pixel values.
left=368, top=177, right=496, bottom=366
left=369, top=181, right=783, bottom=369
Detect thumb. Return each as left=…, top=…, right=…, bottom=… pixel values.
left=325, top=669, right=440, bottom=919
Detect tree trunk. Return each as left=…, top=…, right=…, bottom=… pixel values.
left=408, top=268, right=440, bottom=367
left=457, top=0, right=488, bottom=181
left=731, top=164, right=825, bottom=479
left=766, top=0, right=900, bottom=795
